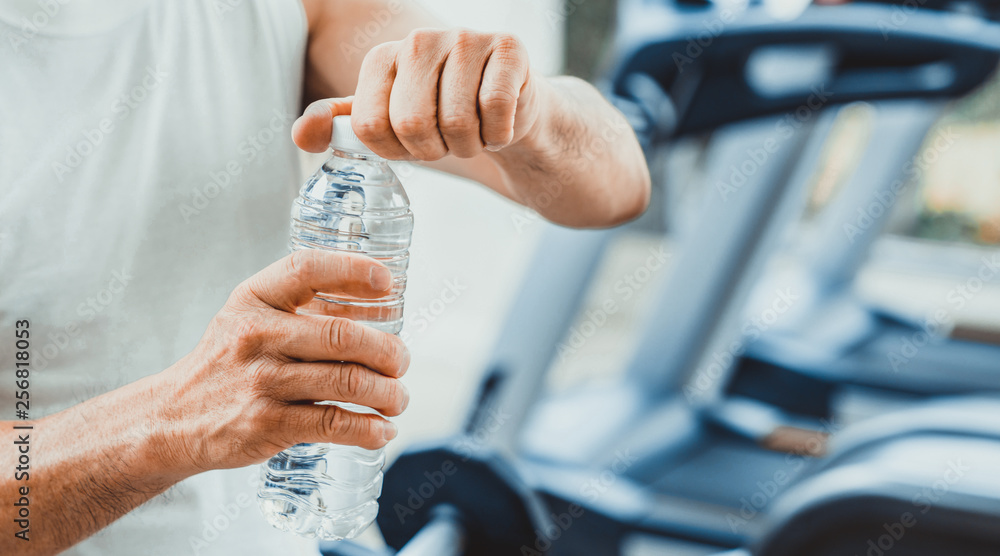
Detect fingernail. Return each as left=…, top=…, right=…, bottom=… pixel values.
left=370, top=266, right=392, bottom=291
left=398, top=348, right=411, bottom=377
left=401, top=385, right=410, bottom=411
left=383, top=421, right=398, bottom=441
left=485, top=143, right=504, bottom=152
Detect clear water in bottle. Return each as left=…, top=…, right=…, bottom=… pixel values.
left=258, top=115, right=413, bottom=539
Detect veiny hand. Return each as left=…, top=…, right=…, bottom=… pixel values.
left=292, top=28, right=544, bottom=160
left=155, top=250, right=411, bottom=475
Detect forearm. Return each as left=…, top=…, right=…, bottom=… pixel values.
left=0, top=250, right=409, bottom=554
left=0, top=373, right=184, bottom=555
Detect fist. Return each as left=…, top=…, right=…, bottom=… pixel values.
left=294, top=28, right=542, bottom=160
left=160, top=250, right=411, bottom=474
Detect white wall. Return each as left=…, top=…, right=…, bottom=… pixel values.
left=415, top=0, right=565, bottom=75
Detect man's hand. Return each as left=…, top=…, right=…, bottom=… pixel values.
left=298, top=0, right=651, bottom=227
left=1, top=249, right=410, bottom=555
left=158, top=249, right=410, bottom=474
left=293, top=28, right=542, bottom=161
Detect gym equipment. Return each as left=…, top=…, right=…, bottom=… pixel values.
left=323, top=1, right=1000, bottom=554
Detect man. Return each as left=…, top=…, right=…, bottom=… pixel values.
left=0, top=0, right=649, bottom=554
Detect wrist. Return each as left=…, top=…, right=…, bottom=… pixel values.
left=132, top=363, right=205, bottom=483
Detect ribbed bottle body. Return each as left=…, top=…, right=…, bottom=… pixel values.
left=259, top=150, right=412, bottom=539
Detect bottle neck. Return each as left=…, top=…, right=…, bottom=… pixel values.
left=332, top=147, right=386, bottom=164
left=322, top=147, right=402, bottom=190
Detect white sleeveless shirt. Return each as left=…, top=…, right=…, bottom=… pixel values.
left=0, top=1, right=320, bottom=554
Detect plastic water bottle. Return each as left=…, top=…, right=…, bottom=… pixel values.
left=258, top=115, right=413, bottom=539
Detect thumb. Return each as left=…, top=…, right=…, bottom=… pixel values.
left=291, top=97, right=354, bottom=153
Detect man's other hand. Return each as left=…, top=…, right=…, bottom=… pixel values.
left=292, top=28, right=542, bottom=161
left=156, top=250, right=410, bottom=475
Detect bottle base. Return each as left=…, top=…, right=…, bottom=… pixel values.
left=258, top=495, right=379, bottom=540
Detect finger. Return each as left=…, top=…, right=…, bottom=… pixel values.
left=438, top=31, right=489, bottom=158
left=278, top=313, right=411, bottom=378
left=352, top=43, right=412, bottom=160
left=479, top=35, right=528, bottom=151
left=240, top=250, right=393, bottom=313
left=292, top=97, right=354, bottom=153
left=388, top=32, right=450, bottom=161
left=269, top=361, right=409, bottom=416
left=281, top=403, right=397, bottom=450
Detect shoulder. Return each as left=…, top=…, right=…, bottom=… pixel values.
left=301, top=0, right=404, bottom=35
left=301, top=0, right=324, bottom=33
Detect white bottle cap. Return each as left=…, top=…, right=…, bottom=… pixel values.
left=330, top=115, right=376, bottom=156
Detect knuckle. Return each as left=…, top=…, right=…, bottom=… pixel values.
left=384, top=382, right=407, bottom=416
left=492, top=33, right=525, bottom=56
left=341, top=252, right=362, bottom=280
left=317, top=406, right=344, bottom=438
left=252, top=399, right=283, bottom=435
left=230, top=315, right=273, bottom=360
left=246, top=360, right=275, bottom=396
left=371, top=331, right=395, bottom=368
left=392, top=113, right=437, bottom=139
left=232, top=317, right=264, bottom=347
left=438, top=110, right=479, bottom=138
left=479, top=88, right=518, bottom=112
left=238, top=399, right=282, bottom=453
left=285, top=250, right=314, bottom=281
left=363, top=41, right=397, bottom=68
left=451, top=28, right=483, bottom=53
left=323, top=317, right=356, bottom=352
left=319, top=405, right=349, bottom=438
left=228, top=280, right=255, bottom=306
left=352, top=114, right=392, bottom=143
left=343, top=364, right=373, bottom=400
left=403, top=28, right=439, bottom=56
